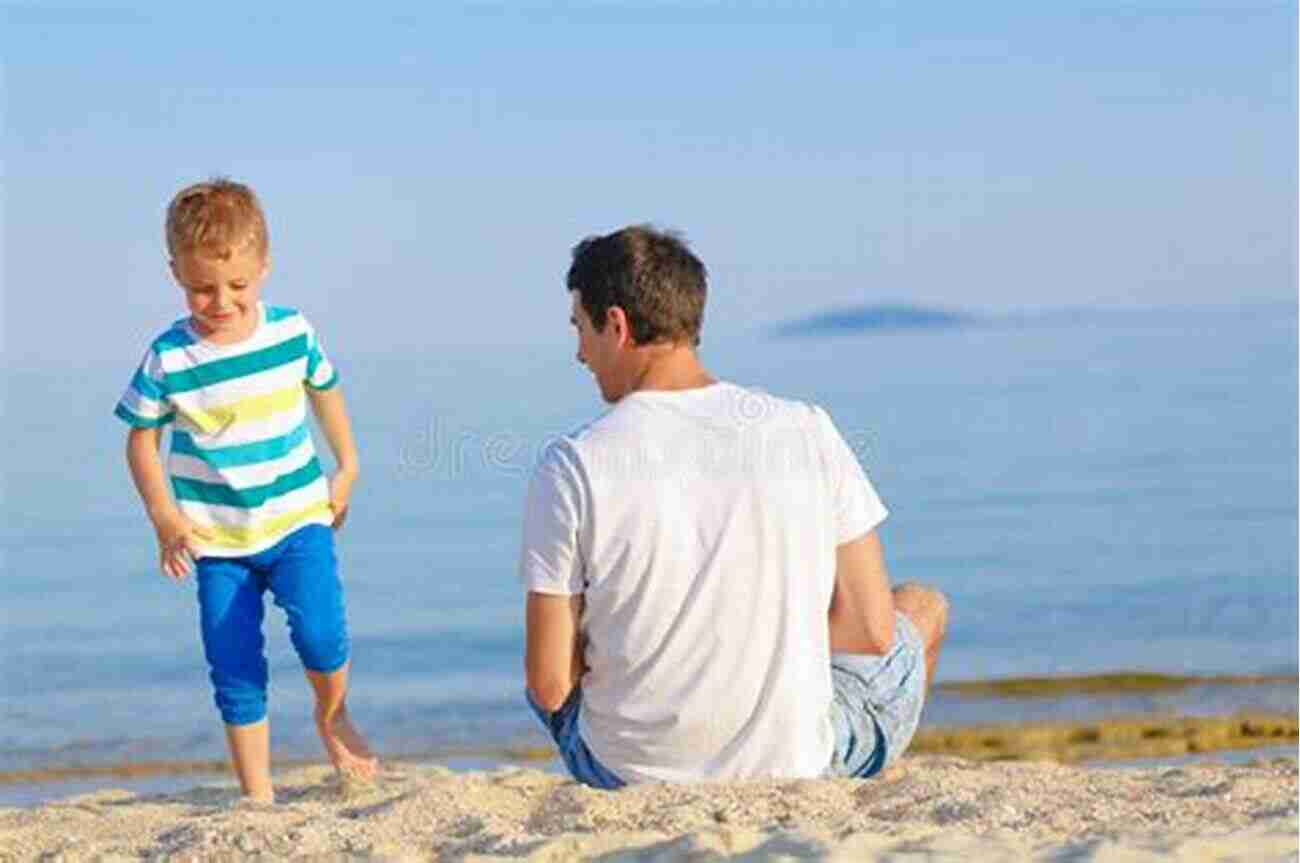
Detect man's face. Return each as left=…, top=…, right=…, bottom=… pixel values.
left=570, top=291, right=624, bottom=403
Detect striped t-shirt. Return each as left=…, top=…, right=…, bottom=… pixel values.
left=115, top=303, right=339, bottom=557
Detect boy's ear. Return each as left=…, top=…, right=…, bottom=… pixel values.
left=261, top=256, right=272, bottom=278
left=168, top=258, right=179, bottom=281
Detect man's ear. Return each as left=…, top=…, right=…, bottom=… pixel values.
left=607, top=306, right=632, bottom=346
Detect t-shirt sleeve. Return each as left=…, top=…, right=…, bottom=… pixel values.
left=114, top=346, right=175, bottom=428
left=302, top=317, right=339, bottom=390
left=813, top=406, right=888, bottom=544
left=518, top=442, right=587, bottom=595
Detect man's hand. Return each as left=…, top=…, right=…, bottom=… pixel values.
left=329, top=468, right=357, bottom=530
left=152, top=509, right=215, bottom=581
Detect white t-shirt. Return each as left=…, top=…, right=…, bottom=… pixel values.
left=519, top=382, right=887, bottom=783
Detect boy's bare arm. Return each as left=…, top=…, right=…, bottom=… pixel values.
left=125, top=426, right=213, bottom=580
left=306, top=385, right=359, bottom=528
left=828, top=530, right=896, bottom=655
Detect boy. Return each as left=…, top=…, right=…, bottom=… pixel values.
left=115, top=178, right=377, bottom=802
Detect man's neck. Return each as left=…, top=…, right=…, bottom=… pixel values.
left=627, top=344, right=716, bottom=395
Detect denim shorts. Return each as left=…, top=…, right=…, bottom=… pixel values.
left=529, top=610, right=927, bottom=787
left=526, top=688, right=624, bottom=789
left=826, top=610, right=928, bottom=778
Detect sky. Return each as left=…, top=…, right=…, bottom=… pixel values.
left=2, top=2, right=1295, bottom=364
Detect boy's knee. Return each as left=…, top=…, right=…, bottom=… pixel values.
left=291, top=622, right=349, bottom=673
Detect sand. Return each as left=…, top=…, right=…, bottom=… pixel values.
left=1, top=755, right=1296, bottom=861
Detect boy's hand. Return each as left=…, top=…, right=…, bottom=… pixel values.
left=153, top=510, right=215, bottom=581
left=305, top=386, right=360, bottom=532
left=329, top=469, right=357, bottom=530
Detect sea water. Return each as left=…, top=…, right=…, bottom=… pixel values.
left=3, top=304, right=1295, bottom=783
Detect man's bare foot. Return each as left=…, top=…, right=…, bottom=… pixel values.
left=315, top=708, right=379, bottom=780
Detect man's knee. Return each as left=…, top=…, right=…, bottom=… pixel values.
left=892, top=582, right=949, bottom=648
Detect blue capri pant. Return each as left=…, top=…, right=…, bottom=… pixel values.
left=195, top=524, right=349, bottom=726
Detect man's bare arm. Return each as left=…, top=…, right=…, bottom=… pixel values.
left=525, top=592, right=584, bottom=711
left=828, top=530, right=895, bottom=654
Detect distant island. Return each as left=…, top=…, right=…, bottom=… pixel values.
left=770, top=303, right=978, bottom=337
left=766, top=302, right=1292, bottom=337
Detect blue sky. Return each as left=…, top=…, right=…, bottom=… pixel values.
left=3, top=2, right=1295, bottom=361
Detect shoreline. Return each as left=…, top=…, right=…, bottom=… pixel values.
left=5, top=710, right=1293, bottom=795
left=4, top=671, right=1294, bottom=809
left=934, top=671, right=1298, bottom=697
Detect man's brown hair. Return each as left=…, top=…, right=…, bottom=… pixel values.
left=165, top=178, right=269, bottom=261
left=567, top=225, right=707, bottom=347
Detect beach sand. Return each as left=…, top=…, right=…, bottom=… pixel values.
left=2, top=755, right=1295, bottom=861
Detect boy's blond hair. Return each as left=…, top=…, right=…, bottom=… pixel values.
left=166, top=178, right=269, bottom=261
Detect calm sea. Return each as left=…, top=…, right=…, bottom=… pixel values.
left=3, top=304, right=1296, bottom=792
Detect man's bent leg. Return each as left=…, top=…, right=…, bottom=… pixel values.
left=828, top=611, right=928, bottom=778
left=891, top=582, right=949, bottom=692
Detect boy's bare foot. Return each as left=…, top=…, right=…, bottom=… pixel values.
left=337, top=710, right=378, bottom=764
left=879, top=763, right=907, bottom=782
left=314, top=707, right=379, bottom=780
left=231, top=792, right=276, bottom=808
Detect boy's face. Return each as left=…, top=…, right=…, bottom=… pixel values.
left=171, top=247, right=268, bottom=343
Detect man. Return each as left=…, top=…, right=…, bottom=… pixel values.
left=520, top=226, right=948, bottom=786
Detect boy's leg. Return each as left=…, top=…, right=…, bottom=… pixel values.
left=304, top=661, right=377, bottom=776
left=224, top=721, right=272, bottom=800
left=196, top=557, right=274, bottom=802
left=265, top=524, right=377, bottom=778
